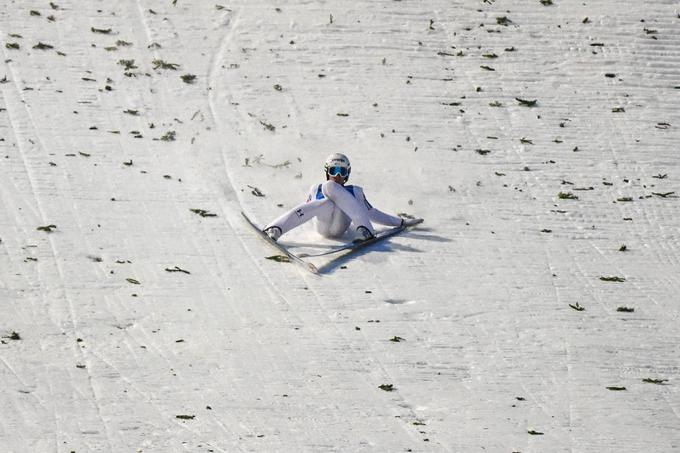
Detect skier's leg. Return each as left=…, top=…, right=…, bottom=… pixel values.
left=264, top=198, right=333, bottom=235
left=315, top=204, right=352, bottom=238
left=321, top=181, right=375, bottom=234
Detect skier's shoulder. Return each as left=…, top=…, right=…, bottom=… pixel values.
left=306, top=182, right=325, bottom=202
left=305, top=181, right=365, bottom=201
left=345, top=184, right=364, bottom=196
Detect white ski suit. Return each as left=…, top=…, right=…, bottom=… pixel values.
left=265, top=180, right=404, bottom=239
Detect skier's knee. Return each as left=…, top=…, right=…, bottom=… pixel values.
left=321, top=180, right=342, bottom=199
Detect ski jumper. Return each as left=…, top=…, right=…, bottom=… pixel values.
left=264, top=180, right=403, bottom=239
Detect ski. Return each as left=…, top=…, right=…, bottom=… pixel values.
left=298, top=219, right=423, bottom=258
left=241, top=212, right=319, bottom=274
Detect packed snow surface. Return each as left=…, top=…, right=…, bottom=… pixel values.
left=1, top=0, right=679, bottom=451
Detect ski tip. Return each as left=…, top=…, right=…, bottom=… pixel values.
left=307, top=263, right=320, bottom=274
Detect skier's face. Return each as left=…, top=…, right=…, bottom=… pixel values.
left=328, top=173, right=346, bottom=185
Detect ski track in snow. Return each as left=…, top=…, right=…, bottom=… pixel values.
left=1, top=0, right=679, bottom=451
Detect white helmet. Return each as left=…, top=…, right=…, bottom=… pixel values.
left=324, top=153, right=351, bottom=181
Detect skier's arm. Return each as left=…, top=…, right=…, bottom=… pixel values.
left=355, top=187, right=404, bottom=227
left=369, top=207, right=404, bottom=227
left=357, top=187, right=423, bottom=227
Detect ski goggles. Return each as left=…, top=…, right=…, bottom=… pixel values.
left=327, top=166, right=349, bottom=177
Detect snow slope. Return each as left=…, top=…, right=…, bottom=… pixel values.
left=1, top=0, right=679, bottom=451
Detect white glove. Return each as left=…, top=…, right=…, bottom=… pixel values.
left=401, top=218, right=423, bottom=227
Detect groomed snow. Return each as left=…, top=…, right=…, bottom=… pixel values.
left=1, top=0, right=679, bottom=451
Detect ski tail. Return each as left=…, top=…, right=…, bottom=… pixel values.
left=299, top=219, right=423, bottom=258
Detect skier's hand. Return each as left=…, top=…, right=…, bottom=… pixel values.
left=401, top=218, right=423, bottom=227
